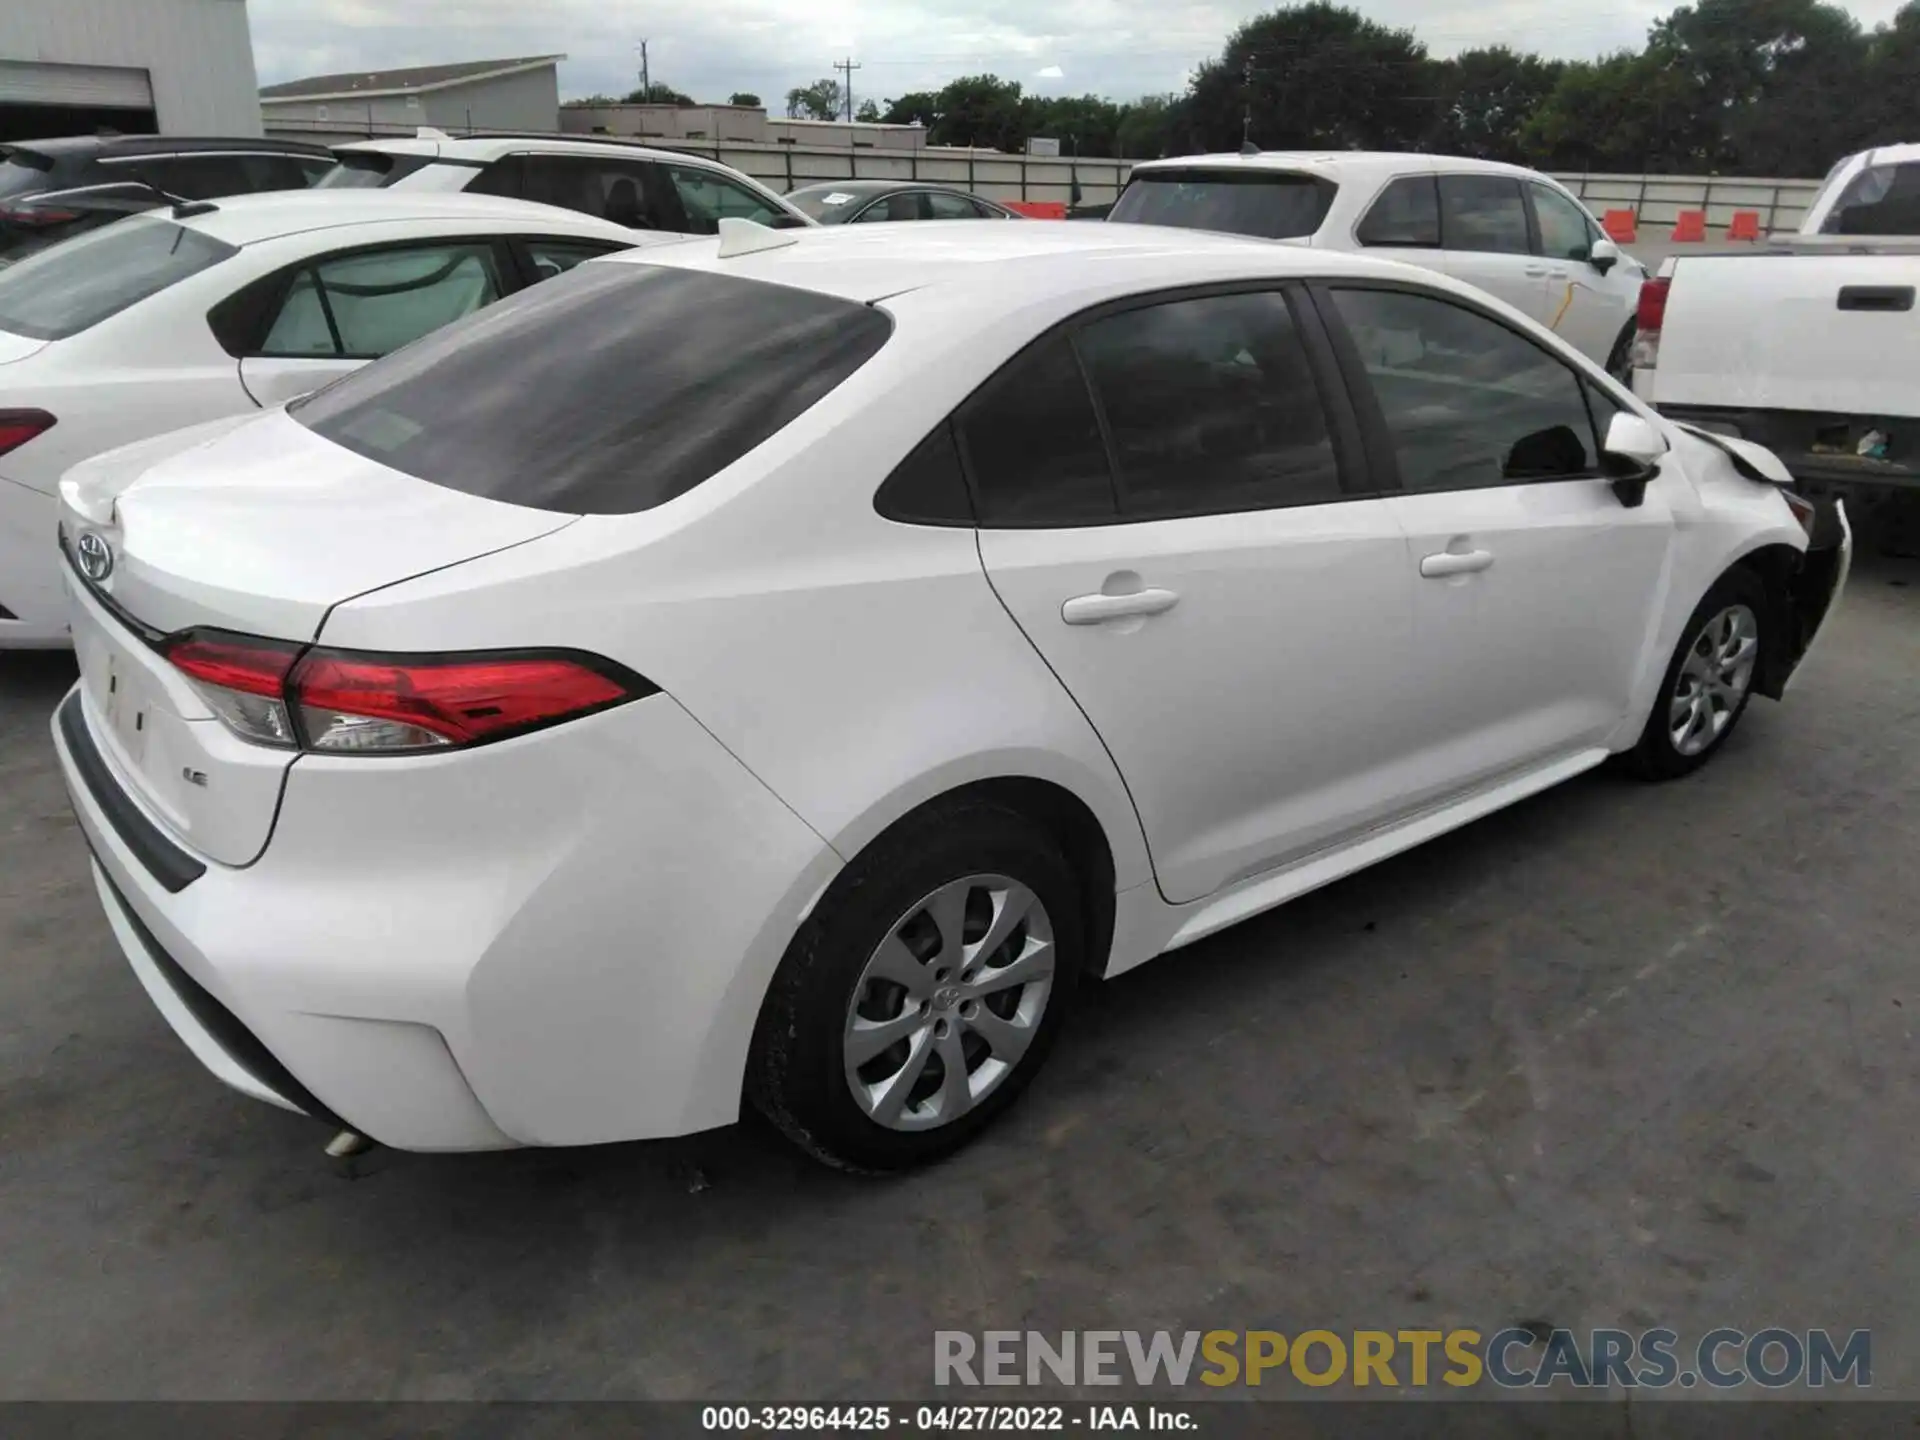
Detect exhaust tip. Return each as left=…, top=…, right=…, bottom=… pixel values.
left=325, top=1129, right=376, bottom=1160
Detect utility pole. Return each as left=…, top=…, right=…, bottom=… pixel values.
left=833, top=56, right=862, bottom=121
left=638, top=39, right=650, bottom=101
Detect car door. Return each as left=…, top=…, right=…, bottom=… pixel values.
left=972, top=286, right=1423, bottom=905
left=1317, top=282, right=1674, bottom=793
left=236, top=238, right=511, bottom=407
left=1527, top=180, right=1634, bottom=364
left=1432, top=174, right=1550, bottom=322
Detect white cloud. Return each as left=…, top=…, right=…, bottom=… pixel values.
left=246, top=0, right=1917, bottom=107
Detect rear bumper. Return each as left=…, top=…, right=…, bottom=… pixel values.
left=53, top=679, right=841, bottom=1151
left=1658, top=405, right=1920, bottom=490
left=0, top=477, right=67, bottom=648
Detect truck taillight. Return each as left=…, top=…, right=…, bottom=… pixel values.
left=0, top=409, right=56, bottom=458
left=1631, top=276, right=1671, bottom=371
left=166, top=631, right=655, bottom=754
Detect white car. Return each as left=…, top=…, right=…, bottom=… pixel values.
left=1110, top=152, right=1646, bottom=373
left=322, top=131, right=811, bottom=233
left=0, top=189, right=646, bottom=648
left=51, top=220, right=1848, bottom=1171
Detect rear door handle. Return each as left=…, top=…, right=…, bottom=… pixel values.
left=1061, top=588, right=1180, bottom=625
left=1420, top=550, right=1495, bottom=579
left=1524, top=265, right=1550, bottom=277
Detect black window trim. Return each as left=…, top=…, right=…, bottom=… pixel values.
left=1306, top=277, right=1626, bottom=497
left=943, top=277, right=1379, bottom=530
left=208, top=234, right=524, bottom=361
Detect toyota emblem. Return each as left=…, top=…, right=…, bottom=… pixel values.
left=76, top=531, right=113, bottom=583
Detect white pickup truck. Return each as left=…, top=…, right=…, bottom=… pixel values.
left=1634, top=143, right=1920, bottom=499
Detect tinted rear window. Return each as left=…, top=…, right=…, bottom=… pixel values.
left=0, top=216, right=237, bottom=340
left=294, top=263, right=892, bottom=515
left=1822, top=162, right=1920, bottom=235
left=1107, top=169, right=1335, bottom=240
left=0, top=150, right=56, bottom=200
left=314, top=152, right=430, bottom=189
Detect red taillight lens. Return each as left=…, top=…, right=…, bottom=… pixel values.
left=290, top=649, right=649, bottom=754
left=1784, top=490, right=1818, bottom=538
left=0, top=203, right=80, bottom=226
left=165, top=631, right=303, bottom=748
left=0, top=409, right=56, bottom=458
left=1636, top=276, right=1671, bottom=334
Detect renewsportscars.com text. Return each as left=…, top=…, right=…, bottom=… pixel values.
left=934, top=1328, right=1871, bottom=1390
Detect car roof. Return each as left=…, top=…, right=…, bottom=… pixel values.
left=1129, top=151, right=1545, bottom=183
left=3, top=134, right=331, bottom=161
left=598, top=216, right=1456, bottom=305
left=336, top=134, right=726, bottom=168
left=140, top=189, right=643, bottom=247
left=788, top=179, right=973, bottom=197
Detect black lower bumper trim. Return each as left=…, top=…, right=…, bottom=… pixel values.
left=58, top=689, right=205, bottom=893
left=92, top=860, right=351, bottom=1134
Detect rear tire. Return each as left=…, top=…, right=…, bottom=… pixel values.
left=1626, top=568, right=1768, bottom=780
left=747, top=798, right=1082, bottom=1172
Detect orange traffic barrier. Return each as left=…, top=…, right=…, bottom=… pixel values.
left=1004, top=201, right=1067, bottom=220
left=1671, top=209, right=1708, bottom=242
left=1602, top=209, right=1638, bottom=243
left=1727, top=209, right=1763, bottom=241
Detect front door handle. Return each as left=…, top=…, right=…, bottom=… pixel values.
left=1061, top=588, right=1180, bottom=625
left=1420, top=549, right=1495, bottom=579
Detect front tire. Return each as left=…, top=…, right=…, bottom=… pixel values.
left=1627, top=568, right=1767, bottom=780
left=747, top=798, right=1083, bottom=1172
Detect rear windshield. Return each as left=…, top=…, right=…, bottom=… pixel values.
left=294, top=262, right=893, bottom=515
left=0, top=215, right=237, bottom=340
left=1108, top=169, right=1336, bottom=240
left=1820, top=162, right=1920, bottom=235
left=0, top=149, right=56, bottom=201
left=313, top=151, right=431, bottom=189
left=786, top=186, right=865, bottom=221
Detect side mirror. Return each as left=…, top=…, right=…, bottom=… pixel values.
left=1602, top=410, right=1667, bottom=508
left=1590, top=236, right=1621, bottom=275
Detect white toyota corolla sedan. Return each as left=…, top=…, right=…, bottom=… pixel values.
left=0, top=190, right=645, bottom=649
left=51, top=220, right=1849, bottom=1171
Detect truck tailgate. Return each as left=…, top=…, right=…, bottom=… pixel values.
left=1652, top=253, right=1920, bottom=417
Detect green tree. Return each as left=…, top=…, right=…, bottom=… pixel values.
left=856, top=99, right=882, bottom=122
left=786, top=78, right=843, bottom=121
left=1864, top=2, right=1920, bottom=145
left=1187, top=3, right=1439, bottom=153
left=1521, top=51, right=1702, bottom=172
left=1114, top=95, right=1192, bottom=159
left=1022, top=94, right=1126, bottom=157
left=623, top=82, right=694, bottom=105
left=563, top=93, right=619, bottom=107
left=1428, top=48, right=1564, bottom=162
left=728, top=92, right=762, bottom=107
left=880, top=92, right=941, bottom=127
left=925, top=74, right=1029, bottom=149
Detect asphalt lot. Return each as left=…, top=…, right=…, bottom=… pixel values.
left=1, top=552, right=1916, bottom=1405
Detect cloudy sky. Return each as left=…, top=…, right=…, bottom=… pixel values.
left=249, top=0, right=1914, bottom=108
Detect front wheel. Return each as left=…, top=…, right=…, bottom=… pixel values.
left=747, top=799, right=1082, bottom=1171
left=1626, top=569, right=1767, bottom=780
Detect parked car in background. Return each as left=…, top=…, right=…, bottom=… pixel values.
left=1633, top=144, right=1920, bottom=508
left=48, top=219, right=1845, bottom=1171
left=0, top=190, right=647, bottom=649
left=0, top=135, right=333, bottom=268
left=1109, top=152, right=1646, bottom=374
left=785, top=179, right=1018, bottom=224
left=320, top=131, right=811, bottom=233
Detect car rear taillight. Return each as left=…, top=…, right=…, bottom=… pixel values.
left=165, top=631, right=654, bottom=754
left=1631, top=276, right=1671, bottom=371
left=165, top=632, right=304, bottom=748
left=1784, top=490, right=1818, bottom=539
left=0, top=409, right=56, bottom=458
left=0, top=202, right=80, bottom=227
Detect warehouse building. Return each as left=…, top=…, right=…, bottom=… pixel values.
left=260, top=56, right=565, bottom=143
left=0, top=0, right=261, bottom=139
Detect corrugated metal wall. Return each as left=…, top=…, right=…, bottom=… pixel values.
left=0, top=0, right=261, bottom=134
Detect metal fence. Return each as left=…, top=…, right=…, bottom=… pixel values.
left=264, top=117, right=1830, bottom=227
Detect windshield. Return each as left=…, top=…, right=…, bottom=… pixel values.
left=785, top=186, right=867, bottom=223
left=0, top=215, right=237, bottom=339
left=295, top=262, right=892, bottom=515
left=1819, top=161, right=1920, bottom=236
left=1108, top=169, right=1336, bottom=240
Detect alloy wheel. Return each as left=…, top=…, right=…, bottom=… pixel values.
left=1670, top=603, right=1759, bottom=757
left=842, top=874, right=1056, bottom=1132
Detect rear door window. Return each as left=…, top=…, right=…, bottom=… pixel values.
left=926, top=192, right=978, bottom=220
left=1074, top=290, right=1343, bottom=518
left=0, top=216, right=236, bottom=339
left=1438, top=175, right=1532, bottom=255
left=1357, top=176, right=1441, bottom=247
left=260, top=242, right=507, bottom=359
left=294, top=264, right=891, bottom=515
left=471, top=155, right=682, bottom=231
left=1107, top=169, right=1336, bottom=240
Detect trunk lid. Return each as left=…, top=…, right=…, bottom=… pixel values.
left=58, top=409, right=578, bottom=866
left=0, top=327, right=47, bottom=365
left=1652, top=251, right=1920, bottom=417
